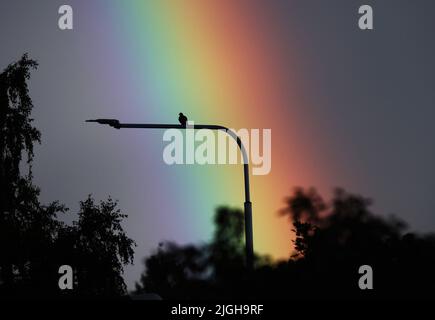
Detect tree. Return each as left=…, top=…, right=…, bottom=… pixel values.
left=0, top=53, right=44, bottom=290
left=280, top=187, right=435, bottom=299
left=136, top=188, right=435, bottom=300
left=71, top=196, right=136, bottom=297
left=135, top=241, right=208, bottom=299
left=209, top=207, right=246, bottom=289
left=0, top=55, right=135, bottom=298
left=134, top=206, right=247, bottom=299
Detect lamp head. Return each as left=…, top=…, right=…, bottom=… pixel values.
left=86, top=119, right=120, bottom=129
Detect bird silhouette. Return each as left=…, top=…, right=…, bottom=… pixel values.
left=178, top=113, right=188, bottom=127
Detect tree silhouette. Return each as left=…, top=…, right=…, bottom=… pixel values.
left=0, top=53, right=45, bottom=291
left=135, top=241, right=208, bottom=299
left=70, top=196, right=136, bottom=297
left=135, top=207, right=248, bottom=299
left=210, top=207, right=245, bottom=279
left=0, top=55, right=135, bottom=298
left=279, top=187, right=435, bottom=299
left=135, top=188, right=435, bottom=299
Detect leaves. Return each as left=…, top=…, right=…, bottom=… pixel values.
left=0, top=53, right=40, bottom=175
left=0, top=55, right=135, bottom=298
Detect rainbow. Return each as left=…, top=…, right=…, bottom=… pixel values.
left=77, top=0, right=329, bottom=260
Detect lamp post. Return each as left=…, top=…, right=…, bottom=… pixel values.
left=86, top=118, right=254, bottom=270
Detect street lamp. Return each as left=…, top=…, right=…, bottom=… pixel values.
left=86, top=118, right=254, bottom=270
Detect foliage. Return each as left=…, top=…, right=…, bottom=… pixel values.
left=0, top=55, right=135, bottom=298
left=137, top=188, right=435, bottom=299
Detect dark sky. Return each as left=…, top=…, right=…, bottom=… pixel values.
left=1, top=0, right=435, bottom=290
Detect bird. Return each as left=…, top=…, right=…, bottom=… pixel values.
left=178, top=112, right=188, bottom=127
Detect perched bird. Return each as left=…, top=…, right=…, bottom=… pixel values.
left=178, top=112, right=188, bottom=126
